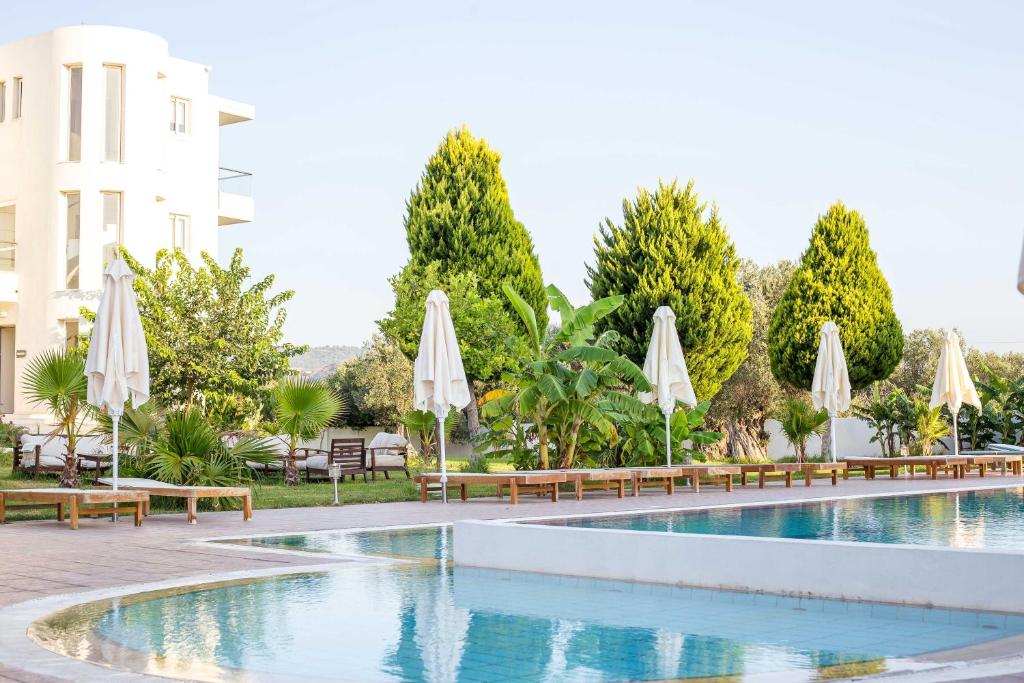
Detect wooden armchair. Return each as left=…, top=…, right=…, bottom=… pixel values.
left=306, top=438, right=367, bottom=483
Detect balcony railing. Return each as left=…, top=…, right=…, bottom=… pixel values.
left=0, top=241, right=14, bottom=272
left=219, top=167, right=252, bottom=196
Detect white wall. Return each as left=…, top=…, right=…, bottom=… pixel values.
left=455, top=520, right=1024, bottom=613
left=765, top=416, right=888, bottom=459
left=0, top=26, right=252, bottom=420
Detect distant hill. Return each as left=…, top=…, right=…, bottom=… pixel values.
left=290, top=345, right=363, bottom=379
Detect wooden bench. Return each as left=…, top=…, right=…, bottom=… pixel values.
left=626, top=467, right=684, bottom=496
left=0, top=488, right=149, bottom=529
left=98, top=478, right=252, bottom=524
left=677, top=465, right=742, bottom=492
left=951, top=454, right=1023, bottom=478
left=738, top=462, right=847, bottom=488
left=415, top=472, right=568, bottom=504
left=843, top=457, right=967, bottom=480
left=555, top=469, right=631, bottom=500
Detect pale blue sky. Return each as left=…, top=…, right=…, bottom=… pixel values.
left=7, top=1, right=1023, bottom=351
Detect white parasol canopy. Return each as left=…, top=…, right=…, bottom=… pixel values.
left=414, top=290, right=470, bottom=502
left=639, top=306, right=696, bottom=466
left=85, top=258, right=149, bottom=492
left=811, top=321, right=851, bottom=462
left=930, top=330, right=981, bottom=456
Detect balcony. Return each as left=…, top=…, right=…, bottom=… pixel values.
left=0, top=241, right=15, bottom=302
left=215, top=97, right=255, bottom=127
left=218, top=167, right=254, bottom=226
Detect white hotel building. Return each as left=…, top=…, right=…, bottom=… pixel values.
left=0, top=26, right=253, bottom=421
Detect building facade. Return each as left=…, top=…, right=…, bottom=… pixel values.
left=0, top=25, right=253, bottom=421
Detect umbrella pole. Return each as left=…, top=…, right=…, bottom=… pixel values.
left=111, top=408, right=121, bottom=523
left=830, top=416, right=837, bottom=463
left=438, top=417, right=448, bottom=504
left=664, top=411, right=672, bottom=468
left=952, top=411, right=959, bottom=457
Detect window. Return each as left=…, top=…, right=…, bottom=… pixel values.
left=169, top=97, right=190, bottom=135
left=103, top=65, right=124, bottom=162
left=0, top=81, right=5, bottom=123
left=12, top=77, right=21, bottom=119
left=64, top=320, right=79, bottom=350
left=67, top=66, right=82, bottom=161
left=170, top=214, right=189, bottom=250
left=101, top=191, right=122, bottom=271
left=65, top=192, right=80, bottom=289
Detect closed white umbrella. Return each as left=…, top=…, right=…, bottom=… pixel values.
left=85, top=258, right=150, bottom=493
left=414, top=290, right=470, bottom=502
left=930, top=330, right=981, bottom=456
left=639, top=307, right=696, bottom=466
left=811, top=321, right=851, bottom=463
left=1017, top=234, right=1024, bottom=295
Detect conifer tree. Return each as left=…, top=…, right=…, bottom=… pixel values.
left=405, top=125, right=547, bottom=331
left=587, top=180, right=752, bottom=400
left=768, top=202, right=903, bottom=390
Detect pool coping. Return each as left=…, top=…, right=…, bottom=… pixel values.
left=6, top=481, right=1024, bottom=682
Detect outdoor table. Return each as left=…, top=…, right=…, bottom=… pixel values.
left=0, top=488, right=148, bottom=529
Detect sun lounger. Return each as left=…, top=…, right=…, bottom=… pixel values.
left=737, top=462, right=847, bottom=488
left=676, top=464, right=742, bottom=493
left=989, top=443, right=1024, bottom=453
left=937, top=453, right=1022, bottom=478
left=415, top=472, right=568, bottom=504
left=623, top=467, right=685, bottom=495
left=0, top=488, right=148, bottom=529
left=842, top=456, right=968, bottom=480
left=97, top=478, right=252, bottom=524
left=551, top=469, right=631, bottom=500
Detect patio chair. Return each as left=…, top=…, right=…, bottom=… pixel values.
left=15, top=434, right=69, bottom=477
left=366, top=432, right=411, bottom=480
left=306, top=438, right=367, bottom=483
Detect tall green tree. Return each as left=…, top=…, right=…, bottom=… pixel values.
left=587, top=179, right=752, bottom=400
left=404, top=125, right=547, bottom=330
left=768, top=202, right=903, bottom=390
left=328, top=336, right=413, bottom=431
left=84, top=248, right=304, bottom=410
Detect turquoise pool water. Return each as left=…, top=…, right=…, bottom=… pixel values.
left=35, top=522, right=1024, bottom=682
left=536, top=487, right=1024, bottom=549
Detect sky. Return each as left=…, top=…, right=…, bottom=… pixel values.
left=6, top=1, right=1023, bottom=352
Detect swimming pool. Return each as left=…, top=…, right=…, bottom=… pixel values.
left=533, top=487, right=1024, bottom=549
left=32, top=524, right=1024, bottom=682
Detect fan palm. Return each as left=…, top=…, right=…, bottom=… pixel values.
left=778, top=398, right=828, bottom=463
left=22, top=348, right=89, bottom=487
left=272, top=377, right=344, bottom=485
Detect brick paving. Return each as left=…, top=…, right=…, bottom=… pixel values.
left=0, top=476, right=1021, bottom=681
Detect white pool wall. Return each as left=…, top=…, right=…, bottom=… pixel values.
left=454, top=519, right=1024, bottom=613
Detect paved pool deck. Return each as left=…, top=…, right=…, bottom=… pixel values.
left=0, top=475, right=1022, bottom=682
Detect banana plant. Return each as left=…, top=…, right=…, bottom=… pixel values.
left=612, top=400, right=722, bottom=466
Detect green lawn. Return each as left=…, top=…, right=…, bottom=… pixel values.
left=0, top=451, right=514, bottom=522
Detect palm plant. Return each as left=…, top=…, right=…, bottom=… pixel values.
left=22, top=348, right=90, bottom=488
left=484, top=283, right=650, bottom=469
left=976, top=370, right=1024, bottom=446
left=96, top=402, right=162, bottom=473
left=778, top=397, right=828, bottom=463
left=402, top=408, right=458, bottom=467
left=911, top=400, right=951, bottom=456
left=148, top=408, right=278, bottom=496
left=271, top=377, right=344, bottom=485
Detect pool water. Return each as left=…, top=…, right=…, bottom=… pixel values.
left=535, top=487, right=1024, bottom=549
left=34, top=524, right=1024, bottom=682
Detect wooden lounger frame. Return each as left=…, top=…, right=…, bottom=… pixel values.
left=737, top=462, right=847, bottom=488
left=416, top=472, right=568, bottom=504
left=98, top=479, right=252, bottom=524
left=0, top=489, right=149, bottom=529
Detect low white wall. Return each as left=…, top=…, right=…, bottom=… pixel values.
left=454, top=520, right=1024, bottom=613
left=765, top=416, right=889, bottom=459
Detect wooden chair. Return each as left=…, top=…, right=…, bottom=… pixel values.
left=307, top=438, right=367, bottom=483
left=368, top=444, right=411, bottom=480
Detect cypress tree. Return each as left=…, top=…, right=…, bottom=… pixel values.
left=587, top=180, right=752, bottom=400
left=405, top=125, right=547, bottom=331
left=768, top=202, right=903, bottom=390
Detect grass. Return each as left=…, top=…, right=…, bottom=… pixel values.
left=0, top=450, right=515, bottom=522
